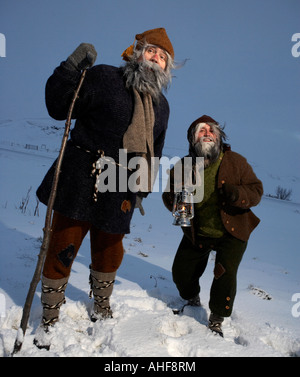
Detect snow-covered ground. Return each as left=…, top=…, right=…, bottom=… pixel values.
left=0, top=119, right=300, bottom=357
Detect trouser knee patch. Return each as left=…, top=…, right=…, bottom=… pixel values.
left=57, top=244, right=75, bottom=268
left=214, top=262, right=226, bottom=279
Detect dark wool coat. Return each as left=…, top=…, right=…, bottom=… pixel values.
left=37, top=62, right=170, bottom=234
left=162, top=149, right=263, bottom=242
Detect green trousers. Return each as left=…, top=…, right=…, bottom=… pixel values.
left=172, top=233, right=247, bottom=317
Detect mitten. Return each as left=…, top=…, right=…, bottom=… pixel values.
left=221, top=183, right=239, bottom=204
left=66, top=43, right=97, bottom=71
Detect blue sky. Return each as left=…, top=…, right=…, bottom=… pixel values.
left=0, top=0, right=299, bottom=179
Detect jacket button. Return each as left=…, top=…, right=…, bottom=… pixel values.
left=225, top=305, right=230, bottom=310
left=226, top=220, right=229, bottom=224
left=226, top=297, right=230, bottom=301
left=221, top=180, right=225, bottom=184
left=231, top=227, right=235, bottom=232
left=199, top=244, right=203, bottom=248
left=242, top=199, right=246, bottom=204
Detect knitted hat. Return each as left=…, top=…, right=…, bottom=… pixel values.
left=122, top=27, right=174, bottom=61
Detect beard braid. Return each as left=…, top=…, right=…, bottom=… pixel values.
left=123, top=59, right=171, bottom=103
left=194, top=138, right=221, bottom=168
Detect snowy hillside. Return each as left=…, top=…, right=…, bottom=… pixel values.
left=0, top=119, right=300, bottom=358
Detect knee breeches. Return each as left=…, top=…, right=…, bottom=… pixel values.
left=43, top=211, right=124, bottom=279
left=172, top=234, right=247, bottom=317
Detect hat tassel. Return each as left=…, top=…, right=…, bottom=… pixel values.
left=121, top=39, right=135, bottom=61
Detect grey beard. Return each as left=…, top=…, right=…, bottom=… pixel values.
left=123, top=60, right=169, bottom=102
left=194, top=141, right=221, bottom=168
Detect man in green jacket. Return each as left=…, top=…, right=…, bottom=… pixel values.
left=162, top=115, right=263, bottom=337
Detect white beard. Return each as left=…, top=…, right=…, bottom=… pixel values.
left=194, top=137, right=220, bottom=167
left=197, top=140, right=214, bottom=154
left=123, top=59, right=169, bottom=102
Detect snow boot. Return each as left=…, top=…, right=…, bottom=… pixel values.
left=187, top=293, right=201, bottom=307
left=172, top=294, right=201, bottom=315
left=33, top=275, right=68, bottom=350
left=89, top=268, right=116, bottom=322
left=208, top=313, right=224, bottom=337
left=33, top=324, right=52, bottom=351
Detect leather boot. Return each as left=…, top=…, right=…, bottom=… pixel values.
left=208, top=312, right=224, bottom=337
left=187, top=293, right=201, bottom=307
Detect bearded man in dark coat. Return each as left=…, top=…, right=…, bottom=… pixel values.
left=34, top=28, right=175, bottom=349
left=162, top=115, right=263, bottom=337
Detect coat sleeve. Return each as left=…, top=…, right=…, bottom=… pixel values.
left=162, top=157, right=185, bottom=212
left=153, top=96, right=169, bottom=159
left=162, top=164, right=174, bottom=212
left=45, top=61, right=94, bottom=120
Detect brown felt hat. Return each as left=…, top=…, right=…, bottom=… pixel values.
left=189, top=115, right=219, bottom=129
left=122, top=27, right=174, bottom=61
left=187, top=115, right=219, bottom=144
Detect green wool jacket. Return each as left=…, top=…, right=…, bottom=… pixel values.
left=162, top=148, right=264, bottom=242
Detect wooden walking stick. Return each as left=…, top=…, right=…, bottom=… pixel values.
left=12, top=69, right=87, bottom=355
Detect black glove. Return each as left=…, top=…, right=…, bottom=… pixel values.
left=66, top=43, right=97, bottom=71
left=220, top=183, right=239, bottom=204
left=135, top=195, right=145, bottom=216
